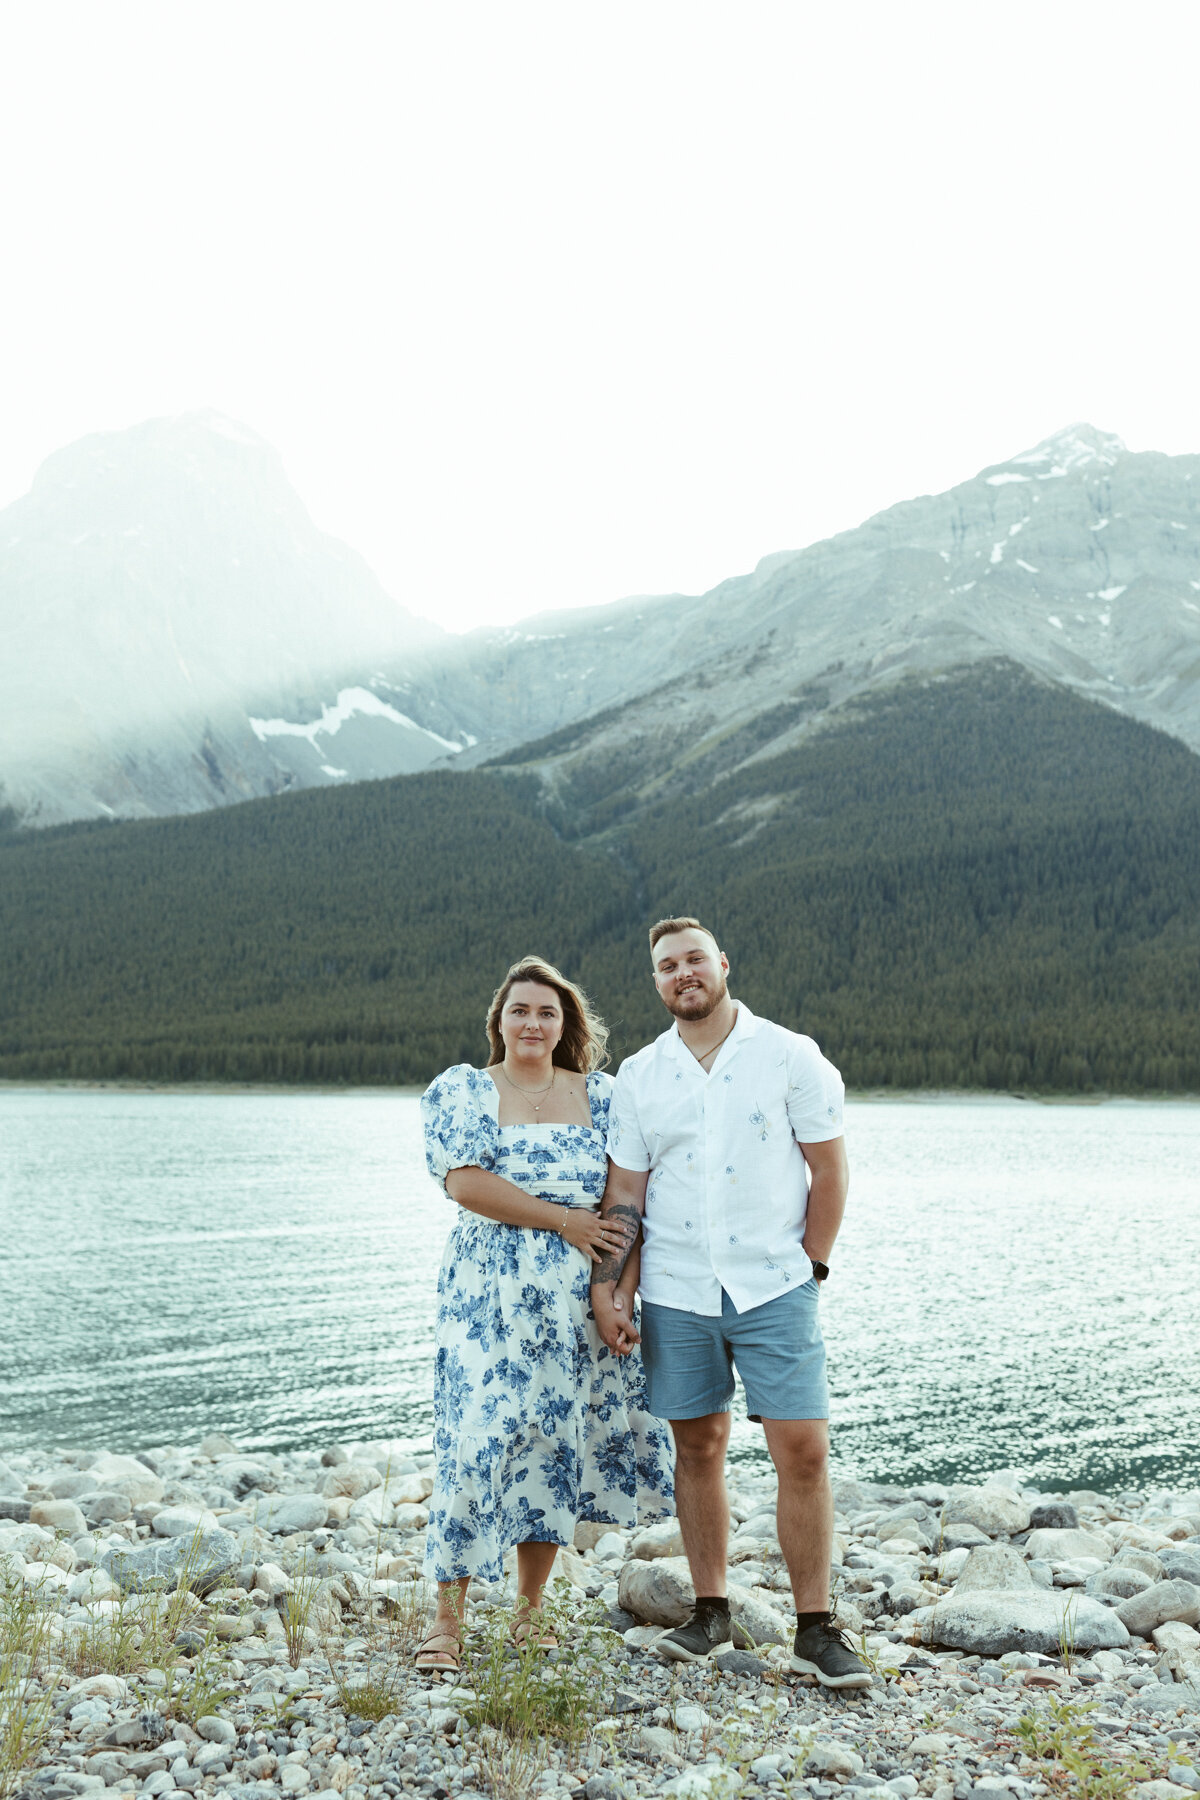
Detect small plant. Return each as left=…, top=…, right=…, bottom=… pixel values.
left=460, top=1591, right=611, bottom=1764
left=1057, top=1592, right=1079, bottom=1674
left=0, top=1581, right=57, bottom=1800
left=333, top=1676, right=405, bottom=1722
left=1015, top=1695, right=1154, bottom=1799
left=282, top=1563, right=323, bottom=1670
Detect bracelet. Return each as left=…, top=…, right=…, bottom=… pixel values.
left=557, top=1208, right=570, bottom=1233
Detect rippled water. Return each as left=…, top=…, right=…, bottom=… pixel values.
left=1, top=1088, right=1197, bottom=1490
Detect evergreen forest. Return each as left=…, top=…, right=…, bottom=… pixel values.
left=2, top=662, right=1198, bottom=1092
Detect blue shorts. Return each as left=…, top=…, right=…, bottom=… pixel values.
left=640, top=1281, right=828, bottom=1423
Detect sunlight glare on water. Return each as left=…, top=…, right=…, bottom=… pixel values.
left=1, top=1088, right=1197, bottom=1491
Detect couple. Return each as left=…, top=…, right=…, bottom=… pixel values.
left=417, top=916, right=870, bottom=1690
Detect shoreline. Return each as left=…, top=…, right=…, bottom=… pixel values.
left=2, top=1078, right=1199, bottom=1105
left=2, top=1437, right=1199, bottom=1800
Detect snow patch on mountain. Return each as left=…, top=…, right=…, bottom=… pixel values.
left=249, top=686, right=462, bottom=754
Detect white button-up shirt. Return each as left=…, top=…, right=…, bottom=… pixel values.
left=606, top=1001, right=844, bottom=1316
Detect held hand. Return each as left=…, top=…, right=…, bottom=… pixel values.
left=592, top=1289, right=639, bottom=1354
left=560, top=1208, right=636, bottom=1266
left=610, top=1288, right=641, bottom=1353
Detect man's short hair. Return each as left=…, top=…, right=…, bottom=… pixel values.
left=648, top=915, right=720, bottom=954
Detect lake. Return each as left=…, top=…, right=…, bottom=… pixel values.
left=1, top=1088, right=1197, bottom=1492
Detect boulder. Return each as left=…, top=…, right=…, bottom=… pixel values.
left=1160, top=1547, right=1200, bottom=1586
left=1116, top=1580, right=1200, bottom=1638
left=953, top=1544, right=1034, bottom=1594
left=573, top=1521, right=615, bottom=1552
left=319, top=1463, right=381, bottom=1501
left=254, top=1494, right=330, bottom=1534
left=198, top=1434, right=239, bottom=1459
left=944, top=1486, right=1031, bottom=1537
left=804, top=1742, right=865, bottom=1778
left=632, top=1520, right=686, bottom=1560
left=79, top=1491, right=133, bottom=1524
left=151, top=1507, right=219, bottom=1538
left=29, top=1499, right=88, bottom=1537
left=86, top=1455, right=164, bottom=1506
left=1028, top=1502, right=1079, bottom=1531
left=1113, top=1546, right=1165, bottom=1580
left=915, top=1589, right=1130, bottom=1655
left=1024, top=1527, right=1111, bottom=1563
left=617, top=1556, right=789, bottom=1648
left=99, top=1526, right=239, bottom=1595
left=1151, top=1620, right=1200, bottom=1678
left=347, top=1490, right=393, bottom=1529
left=1086, top=1566, right=1153, bottom=1602
left=45, top=1470, right=95, bottom=1500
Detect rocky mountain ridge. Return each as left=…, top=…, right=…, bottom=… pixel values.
left=2, top=416, right=1198, bottom=827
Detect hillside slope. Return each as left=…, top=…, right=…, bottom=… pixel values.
left=2, top=663, right=1197, bottom=1091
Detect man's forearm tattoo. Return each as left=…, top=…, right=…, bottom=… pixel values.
left=591, top=1203, right=642, bottom=1286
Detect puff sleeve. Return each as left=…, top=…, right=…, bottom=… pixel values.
left=421, top=1064, right=500, bottom=1193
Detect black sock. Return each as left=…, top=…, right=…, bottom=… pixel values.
left=795, top=1608, right=830, bottom=1633
left=694, top=1595, right=730, bottom=1616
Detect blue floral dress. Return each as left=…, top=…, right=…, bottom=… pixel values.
left=420, top=1064, right=674, bottom=1584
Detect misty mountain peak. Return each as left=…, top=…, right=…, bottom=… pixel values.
left=1004, top=422, right=1127, bottom=472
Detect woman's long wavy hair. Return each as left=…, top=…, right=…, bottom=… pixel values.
left=484, top=956, right=610, bottom=1074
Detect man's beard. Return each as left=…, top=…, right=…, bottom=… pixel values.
left=666, top=973, right=728, bottom=1021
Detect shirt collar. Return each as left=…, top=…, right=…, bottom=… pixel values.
left=662, top=998, right=758, bottom=1063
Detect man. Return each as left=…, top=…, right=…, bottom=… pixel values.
left=591, top=916, right=870, bottom=1689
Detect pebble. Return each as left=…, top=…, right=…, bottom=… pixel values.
left=4, top=1440, right=1199, bottom=1800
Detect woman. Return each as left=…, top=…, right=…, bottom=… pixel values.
left=416, top=955, right=672, bottom=1671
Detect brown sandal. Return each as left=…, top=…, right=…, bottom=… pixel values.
left=414, top=1626, right=463, bottom=1672
left=509, top=1614, right=559, bottom=1653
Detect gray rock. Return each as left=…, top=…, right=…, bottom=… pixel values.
left=1024, top=1527, right=1111, bottom=1563
left=0, top=1499, right=32, bottom=1523
left=319, top=1446, right=349, bottom=1467
left=1086, top=1566, right=1154, bottom=1603
left=318, top=1463, right=381, bottom=1501
left=196, top=1717, right=237, bottom=1746
left=29, top=1498, right=88, bottom=1536
left=584, top=1777, right=624, bottom=1800
left=198, top=1434, right=239, bottom=1459
left=151, top=1506, right=219, bottom=1538
left=944, top=1487, right=1032, bottom=1537
left=954, top=1545, right=1034, bottom=1594
left=78, top=1491, right=133, bottom=1524
left=616, top=1556, right=789, bottom=1646
left=99, top=1526, right=239, bottom=1595
left=46, top=1470, right=95, bottom=1500
left=916, top=1589, right=1130, bottom=1655
left=939, top=1522, right=992, bottom=1551
left=713, top=1649, right=765, bottom=1676
left=1116, top=1579, right=1200, bottom=1637
left=1160, top=1548, right=1200, bottom=1585
left=1113, top=1547, right=1165, bottom=1580
left=253, top=1494, right=330, bottom=1534
left=805, top=1742, right=865, bottom=1778
left=1028, top=1502, right=1079, bottom=1531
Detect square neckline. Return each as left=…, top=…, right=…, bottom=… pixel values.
left=482, top=1067, right=606, bottom=1136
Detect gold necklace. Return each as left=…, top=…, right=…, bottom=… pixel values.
left=695, top=1018, right=737, bottom=1066
left=498, top=1063, right=557, bottom=1114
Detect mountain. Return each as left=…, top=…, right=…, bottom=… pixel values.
left=471, top=424, right=1200, bottom=822
left=2, top=662, right=1198, bottom=1091
left=3, top=417, right=1199, bottom=828
left=0, top=413, right=454, bottom=825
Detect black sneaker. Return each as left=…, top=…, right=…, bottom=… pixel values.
left=656, top=1604, right=733, bottom=1664
left=790, top=1617, right=874, bottom=1688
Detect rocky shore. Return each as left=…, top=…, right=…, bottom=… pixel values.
left=2, top=1442, right=1199, bottom=1800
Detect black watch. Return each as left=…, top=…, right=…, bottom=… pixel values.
left=810, top=1259, right=830, bottom=1283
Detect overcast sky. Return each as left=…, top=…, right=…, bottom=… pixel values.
left=2, top=2, right=1197, bottom=631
